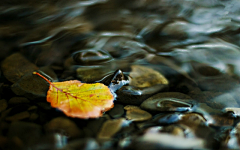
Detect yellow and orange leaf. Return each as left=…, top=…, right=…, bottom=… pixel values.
left=33, top=72, right=114, bottom=119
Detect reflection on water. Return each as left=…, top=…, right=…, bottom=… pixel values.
left=1, top=0, right=240, bottom=149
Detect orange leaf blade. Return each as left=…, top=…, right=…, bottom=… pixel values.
left=33, top=72, right=114, bottom=119
left=47, top=80, right=114, bottom=118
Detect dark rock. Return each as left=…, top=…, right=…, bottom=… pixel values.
left=124, top=105, right=152, bottom=122
left=29, top=113, right=39, bottom=121
left=108, top=104, right=124, bottom=118
left=36, top=102, right=52, bottom=110
left=83, top=116, right=108, bottom=137
left=140, top=92, right=193, bottom=112
left=5, top=111, right=30, bottom=121
left=76, top=65, right=112, bottom=82
left=189, top=91, right=238, bottom=109
left=8, top=97, right=30, bottom=105
left=11, top=67, right=58, bottom=100
left=7, top=121, right=42, bottom=146
left=0, top=99, right=7, bottom=113
left=1, top=53, right=38, bottom=83
left=63, top=138, right=99, bottom=150
left=72, top=49, right=113, bottom=65
left=11, top=72, right=49, bottom=99
left=116, top=84, right=168, bottom=105
left=190, top=63, right=239, bottom=92
left=152, top=113, right=182, bottom=125
left=45, top=117, right=82, bottom=138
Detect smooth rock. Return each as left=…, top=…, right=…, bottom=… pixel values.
left=5, top=111, right=30, bottom=121
left=116, top=84, right=168, bottom=105
left=189, top=91, right=238, bottom=109
left=29, top=113, right=39, bottom=121
left=179, top=113, right=207, bottom=126
left=72, top=49, right=113, bottom=65
left=160, top=125, right=185, bottom=137
left=0, top=99, right=7, bottom=113
left=1, top=53, right=38, bottom=83
left=152, top=113, right=182, bottom=125
left=63, top=138, right=99, bottom=150
left=7, top=121, right=42, bottom=146
left=76, top=65, right=112, bottom=82
left=97, top=118, right=125, bottom=139
left=108, top=104, right=124, bottom=118
left=45, top=117, right=82, bottom=138
left=190, top=63, right=239, bottom=92
left=11, top=72, right=49, bottom=99
left=124, top=105, right=152, bottom=122
left=83, top=117, right=107, bottom=137
left=8, top=97, right=30, bottom=105
left=129, top=65, right=168, bottom=88
left=140, top=92, right=193, bottom=112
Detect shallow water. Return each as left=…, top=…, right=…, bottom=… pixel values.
left=1, top=0, right=240, bottom=149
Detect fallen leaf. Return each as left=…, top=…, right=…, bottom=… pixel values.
left=33, top=72, right=114, bottom=118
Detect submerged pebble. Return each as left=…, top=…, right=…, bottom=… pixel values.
left=97, top=118, right=125, bottom=139
left=129, top=65, right=168, bottom=88
left=1, top=53, right=38, bottom=83
left=72, top=49, right=113, bottom=65
left=45, top=117, right=82, bottom=138
left=140, top=92, right=193, bottom=112
left=108, top=104, right=124, bottom=119
left=124, top=105, right=152, bottom=122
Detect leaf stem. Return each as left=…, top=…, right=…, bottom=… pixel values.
left=33, top=72, right=52, bottom=84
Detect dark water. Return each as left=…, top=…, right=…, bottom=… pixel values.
left=1, top=0, right=240, bottom=149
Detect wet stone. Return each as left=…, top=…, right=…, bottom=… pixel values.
left=97, top=118, right=125, bottom=139
left=5, top=111, right=30, bottom=121
left=76, top=65, right=112, bottom=82
left=160, top=125, right=185, bottom=137
left=36, top=102, right=52, bottom=110
left=179, top=113, right=207, bottom=126
left=129, top=65, right=168, bottom=88
left=0, top=99, right=7, bottom=113
left=29, top=113, right=39, bottom=121
left=8, top=97, right=30, bottom=105
left=45, top=117, right=82, bottom=138
left=28, top=106, right=38, bottom=112
left=189, top=91, right=239, bottom=109
left=7, top=121, right=42, bottom=146
left=11, top=72, right=49, bottom=100
left=190, top=63, right=239, bottom=92
left=63, top=138, right=99, bottom=150
left=152, top=113, right=182, bottom=125
left=116, top=84, right=168, bottom=105
left=140, top=92, right=193, bottom=112
left=108, top=104, right=124, bottom=119
left=72, top=49, right=113, bottom=65
left=124, top=105, right=152, bottom=122
left=83, top=117, right=107, bottom=137
left=1, top=53, right=38, bottom=83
